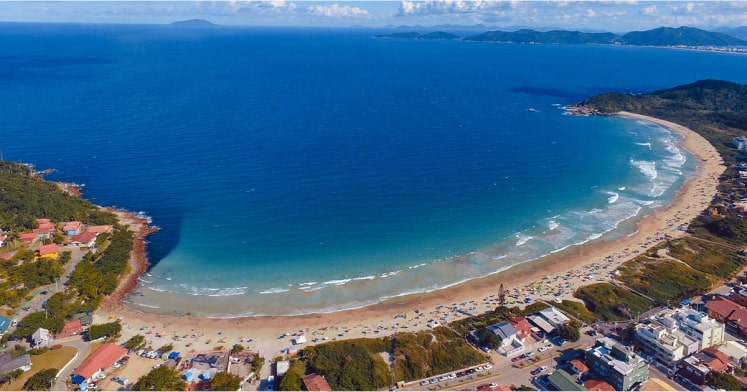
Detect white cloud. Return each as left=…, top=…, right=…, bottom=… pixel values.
left=307, top=3, right=371, bottom=17
left=397, top=0, right=516, bottom=16
left=586, top=8, right=596, bottom=17
left=641, top=5, right=657, bottom=16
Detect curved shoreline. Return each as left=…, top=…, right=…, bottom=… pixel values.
left=100, top=111, right=725, bottom=359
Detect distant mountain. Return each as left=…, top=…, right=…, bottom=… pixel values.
left=458, top=26, right=746, bottom=47
left=375, top=31, right=460, bottom=40
left=621, top=26, right=746, bottom=46
left=713, top=26, right=747, bottom=41
left=465, top=29, right=619, bottom=44
left=170, top=19, right=217, bottom=27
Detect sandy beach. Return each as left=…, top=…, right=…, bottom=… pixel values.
left=95, top=111, right=725, bottom=369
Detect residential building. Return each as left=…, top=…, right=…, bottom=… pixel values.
left=679, top=348, right=731, bottom=385
left=70, top=232, right=97, bottom=248
left=583, top=379, right=616, bottom=391
left=38, top=243, right=59, bottom=260
left=657, top=307, right=724, bottom=351
left=56, top=319, right=83, bottom=339
left=0, top=353, right=32, bottom=375
left=705, top=296, right=741, bottom=322
left=71, top=343, right=127, bottom=384
left=301, top=374, right=332, bottom=391
left=568, top=359, right=590, bottom=378
left=487, top=321, right=525, bottom=356
left=717, top=341, right=747, bottom=364
left=18, top=233, right=36, bottom=243
left=62, top=221, right=83, bottom=235
left=86, top=225, right=113, bottom=234
left=509, top=316, right=532, bottom=341
left=730, top=284, right=747, bottom=307
left=634, top=322, right=698, bottom=369
left=527, top=314, right=555, bottom=335
left=539, top=307, right=570, bottom=329
left=585, top=337, right=649, bottom=391
left=31, top=327, right=51, bottom=348
left=547, top=369, right=589, bottom=391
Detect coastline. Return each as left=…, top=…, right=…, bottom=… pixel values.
left=98, top=111, right=725, bottom=360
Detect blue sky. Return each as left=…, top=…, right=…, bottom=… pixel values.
left=1, top=1, right=746, bottom=31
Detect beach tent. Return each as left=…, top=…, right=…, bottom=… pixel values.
left=71, top=375, right=86, bottom=385
left=168, top=351, right=180, bottom=360
left=201, top=370, right=212, bottom=380
left=183, top=371, right=194, bottom=382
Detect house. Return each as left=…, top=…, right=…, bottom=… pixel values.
left=35, top=218, right=51, bottom=226
left=679, top=348, right=731, bottom=385
left=660, top=307, right=725, bottom=350
left=527, top=314, right=556, bottom=335
left=86, top=225, right=113, bottom=235
left=62, top=221, right=83, bottom=235
left=0, top=316, right=11, bottom=335
left=509, top=316, right=532, bottom=341
left=538, top=307, right=570, bottom=329
left=730, top=284, right=747, bottom=307
left=19, top=233, right=36, bottom=243
left=56, top=319, right=83, bottom=339
left=190, top=352, right=229, bottom=372
left=0, top=252, right=14, bottom=261
left=31, top=327, right=51, bottom=348
left=32, top=228, right=51, bottom=239
left=585, top=337, right=649, bottom=391
left=71, top=343, right=127, bottom=384
left=725, top=307, right=747, bottom=338
left=634, top=321, right=699, bottom=369
left=70, top=232, right=97, bottom=248
left=0, top=353, right=32, bottom=375
left=487, top=321, right=526, bottom=356
left=547, top=369, right=589, bottom=391
left=705, top=296, right=741, bottom=322
left=583, top=379, right=616, bottom=392
left=72, top=312, right=93, bottom=326
left=38, top=243, right=59, bottom=260
left=568, top=359, right=590, bottom=377
left=301, top=373, right=332, bottom=391
left=717, top=341, right=747, bottom=364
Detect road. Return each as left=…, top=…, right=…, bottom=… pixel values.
left=54, top=336, right=91, bottom=391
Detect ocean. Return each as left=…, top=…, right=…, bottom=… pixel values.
left=1, top=23, right=746, bottom=316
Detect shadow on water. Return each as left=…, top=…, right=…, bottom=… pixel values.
left=142, top=212, right=182, bottom=272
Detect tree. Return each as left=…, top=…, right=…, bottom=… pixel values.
left=708, top=372, right=742, bottom=391
left=124, top=334, right=146, bottom=350
left=132, top=366, right=186, bottom=391
left=559, top=321, right=581, bottom=342
left=498, top=283, right=506, bottom=308
left=211, top=372, right=241, bottom=391
left=87, top=321, right=122, bottom=340
left=278, top=368, right=303, bottom=391
left=23, top=368, right=58, bottom=391
left=252, top=355, right=265, bottom=374
left=478, top=328, right=502, bottom=349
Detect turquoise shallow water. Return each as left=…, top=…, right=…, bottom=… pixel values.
left=0, top=24, right=746, bottom=316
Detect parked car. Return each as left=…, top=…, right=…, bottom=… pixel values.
left=531, top=366, right=548, bottom=375
left=22, top=306, right=31, bottom=311
left=484, top=364, right=493, bottom=370
left=538, top=346, right=549, bottom=352
left=420, top=380, right=429, bottom=386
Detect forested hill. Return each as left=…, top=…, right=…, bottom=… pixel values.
left=0, top=160, right=117, bottom=230
left=378, top=26, right=747, bottom=47
left=577, top=79, right=747, bottom=165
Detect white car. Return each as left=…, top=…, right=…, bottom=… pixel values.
left=484, top=364, right=493, bottom=370
left=538, top=346, right=548, bottom=352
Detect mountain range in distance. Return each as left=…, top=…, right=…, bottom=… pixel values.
left=376, top=26, right=747, bottom=47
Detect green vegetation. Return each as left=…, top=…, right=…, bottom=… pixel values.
left=87, top=321, right=122, bottom=341
left=0, top=160, right=117, bottom=231
left=573, top=283, right=655, bottom=321
left=551, top=300, right=597, bottom=324
left=617, top=257, right=718, bottom=304
left=707, top=372, right=742, bottom=391
left=132, top=366, right=187, bottom=391
left=158, top=343, right=174, bottom=353
left=559, top=320, right=581, bottom=342
left=67, top=228, right=133, bottom=304
left=210, top=372, right=241, bottom=391
left=376, top=31, right=460, bottom=40
left=277, top=361, right=305, bottom=391
left=21, top=369, right=57, bottom=391
left=124, top=334, right=146, bottom=350
left=466, top=29, right=618, bottom=44
left=301, top=327, right=486, bottom=391
left=663, top=237, right=747, bottom=279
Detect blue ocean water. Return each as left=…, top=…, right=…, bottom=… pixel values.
left=1, top=24, right=746, bottom=316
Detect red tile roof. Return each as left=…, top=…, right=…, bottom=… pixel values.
left=570, top=359, right=590, bottom=373
left=19, top=233, right=36, bottom=242
left=728, top=308, right=747, bottom=329
left=33, top=227, right=52, bottom=235
left=510, top=316, right=532, bottom=339
left=37, top=223, right=55, bottom=231
left=71, top=232, right=97, bottom=244
left=0, top=252, right=13, bottom=261
left=584, top=379, right=615, bottom=391
left=301, top=374, right=332, bottom=391
left=35, top=218, right=51, bottom=225
left=706, top=297, right=742, bottom=319
left=86, top=225, right=113, bottom=234
left=62, top=319, right=82, bottom=334
left=74, top=343, right=127, bottom=380
left=62, top=221, right=82, bottom=232
left=38, top=244, right=59, bottom=256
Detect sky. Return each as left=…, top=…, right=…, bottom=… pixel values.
left=0, top=1, right=746, bottom=31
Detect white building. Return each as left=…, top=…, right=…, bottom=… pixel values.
left=538, top=307, right=570, bottom=329
left=669, top=308, right=725, bottom=350
left=487, top=321, right=526, bottom=356
left=31, top=327, right=51, bottom=348
left=634, top=323, right=699, bottom=368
